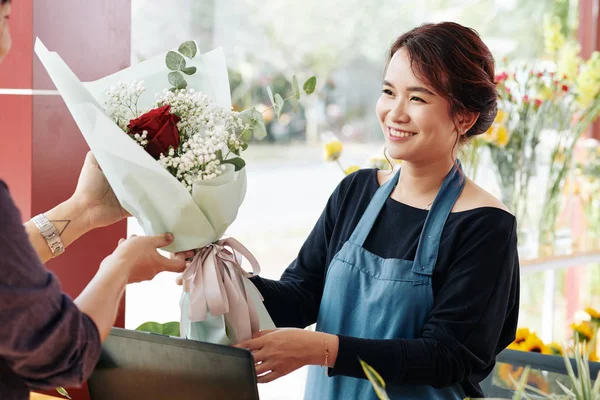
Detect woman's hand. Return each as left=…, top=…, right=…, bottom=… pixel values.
left=235, top=329, right=339, bottom=383
left=103, top=233, right=187, bottom=283
left=70, top=152, right=130, bottom=231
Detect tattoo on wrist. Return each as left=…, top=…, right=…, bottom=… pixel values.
left=51, top=220, right=71, bottom=236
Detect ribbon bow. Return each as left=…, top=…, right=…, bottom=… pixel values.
left=179, top=237, right=262, bottom=343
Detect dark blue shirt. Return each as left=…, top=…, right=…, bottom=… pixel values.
left=0, top=181, right=101, bottom=400
left=251, top=169, right=520, bottom=397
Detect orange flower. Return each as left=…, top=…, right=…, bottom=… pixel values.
left=522, top=334, right=552, bottom=355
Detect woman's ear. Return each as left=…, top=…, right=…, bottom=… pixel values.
left=457, top=112, right=479, bottom=135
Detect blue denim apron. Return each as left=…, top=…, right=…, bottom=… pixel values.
left=304, top=163, right=467, bottom=400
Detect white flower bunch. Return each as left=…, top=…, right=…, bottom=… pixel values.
left=105, top=82, right=249, bottom=192
left=104, top=80, right=146, bottom=131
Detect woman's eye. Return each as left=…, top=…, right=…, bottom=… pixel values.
left=382, top=89, right=394, bottom=96
left=411, top=96, right=425, bottom=103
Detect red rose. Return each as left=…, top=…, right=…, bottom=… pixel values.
left=127, top=105, right=181, bottom=159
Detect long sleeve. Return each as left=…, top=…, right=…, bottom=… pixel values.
left=330, top=212, right=520, bottom=395
left=250, top=174, right=354, bottom=328
left=0, top=181, right=102, bottom=390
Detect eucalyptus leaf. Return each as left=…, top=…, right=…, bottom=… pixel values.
left=239, top=108, right=267, bottom=141
left=56, top=387, right=71, bottom=399
left=291, top=94, right=299, bottom=113
left=274, top=94, right=285, bottom=119
left=303, top=76, right=317, bottom=94
left=166, top=51, right=186, bottom=71
left=178, top=41, right=198, bottom=59
left=168, top=71, right=187, bottom=89
left=292, top=75, right=301, bottom=100
left=228, top=142, right=240, bottom=156
left=222, top=157, right=246, bottom=171
left=241, top=127, right=253, bottom=142
left=251, top=118, right=267, bottom=141
left=240, top=142, right=248, bottom=151
left=267, top=86, right=275, bottom=107
left=181, top=66, right=197, bottom=75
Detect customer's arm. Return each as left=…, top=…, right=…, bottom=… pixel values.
left=24, top=152, right=128, bottom=263
left=1, top=180, right=186, bottom=388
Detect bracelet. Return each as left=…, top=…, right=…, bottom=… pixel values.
left=323, top=332, right=329, bottom=375
left=31, top=214, right=65, bottom=257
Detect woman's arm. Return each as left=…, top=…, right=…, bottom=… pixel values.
left=24, top=152, right=128, bottom=263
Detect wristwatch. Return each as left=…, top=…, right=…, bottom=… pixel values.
left=31, top=214, right=65, bottom=257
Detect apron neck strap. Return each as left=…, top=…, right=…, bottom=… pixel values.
left=349, top=169, right=400, bottom=246
left=412, top=161, right=465, bottom=276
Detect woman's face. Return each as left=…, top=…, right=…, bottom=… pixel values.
left=376, top=48, right=463, bottom=164
left=0, top=2, right=11, bottom=63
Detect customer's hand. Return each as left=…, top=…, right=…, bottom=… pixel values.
left=71, top=152, right=130, bottom=231
left=102, top=233, right=186, bottom=283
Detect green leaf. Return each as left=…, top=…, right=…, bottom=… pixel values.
left=303, top=76, right=317, bottom=95
left=178, top=41, right=198, bottom=59
left=291, top=95, right=299, bottom=113
left=267, top=86, right=275, bottom=107
left=181, top=66, right=197, bottom=75
left=162, top=322, right=180, bottom=337
left=222, top=157, right=246, bottom=171
left=228, top=142, right=240, bottom=156
left=241, top=127, right=253, bottom=142
left=136, top=321, right=164, bottom=334
left=56, top=387, right=71, bottom=399
left=240, top=142, right=249, bottom=151
left=274, top=93, right=285, bottom=119
left=359, top=359, right=390, bottom=400
left=239, top=108, right=267, bottom=141
left=168, top=71, right=187, bottom=89
left=135, top=321, right=180, bottom=337
left=169, top=87, right=177, bottom=93
left=292, top=75, right=301, bottom=100
left=215, top=149, right=223, bottom=161
left=166, top=51, right=186, bottom=71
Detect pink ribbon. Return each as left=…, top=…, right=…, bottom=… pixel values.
left=180, top=238, right=263, bottom=343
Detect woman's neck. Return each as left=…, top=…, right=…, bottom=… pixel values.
left=393, top=158, right=455, bottom=207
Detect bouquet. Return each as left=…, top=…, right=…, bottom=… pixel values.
left=35, top=38, right=316, bottom=344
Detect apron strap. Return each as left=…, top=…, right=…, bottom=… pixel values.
left=412, top=161, right=466, bottom=276
left=349, top=169, right=400, bottom=246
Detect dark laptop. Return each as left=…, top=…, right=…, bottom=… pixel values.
left=88, top=327, right=260, bottom=400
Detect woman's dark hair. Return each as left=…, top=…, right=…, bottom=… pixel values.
left=386, top=22, right=497, bottom=140
left=1, top=0, right=10, bottom=5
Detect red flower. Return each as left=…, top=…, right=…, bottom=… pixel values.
left=128, top=105, right=181, bottom=159
left=495, top=72, right=508, bottom=83
left=561, top=84, right=569, bottom=92
left=523, top=95, right=530, bottom=103
left=534, top=99, right=543, bottom=108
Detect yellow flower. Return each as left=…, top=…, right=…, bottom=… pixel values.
left=548, top=341, right=564, bottom=356
left=344, top=165, right=360, bottom=175
left=495, top=125, right=509, bottom=147
left=514, top=327, right=531, bottom=345
left=585, top=306, right=600, bottom=321
left=557, top=41, right=582, bottom=82
left=538, top=85, right=554, bottom=101
left=483, top=110, right=510, bottom=147
left=323, top=139, right=343, bottom=162
left=544, top=17, right=566, bottom=55
left=575, top=51, right=600, bottom=109
left=507, top=341, right=523, bottom=351
left=571, top=321, right=594, bottom=342
left=521, top=334, right=552, bottom=354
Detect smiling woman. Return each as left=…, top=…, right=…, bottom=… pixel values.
left=241, top=21, right=519, bottom=400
